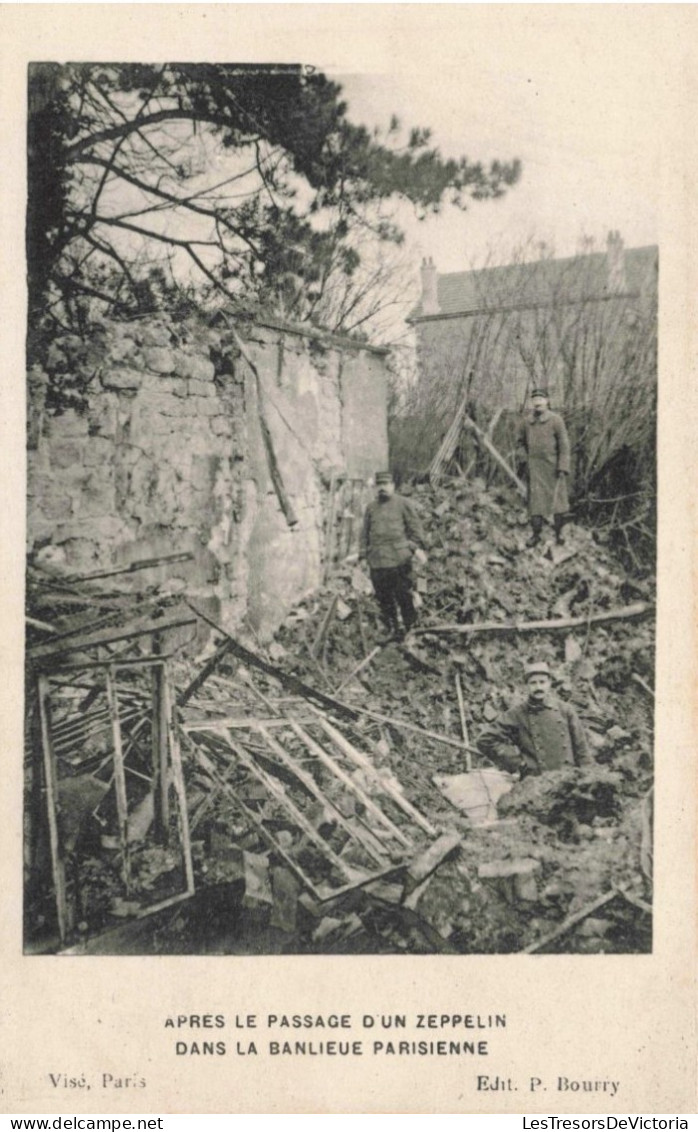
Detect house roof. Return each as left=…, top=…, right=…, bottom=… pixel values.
left=409, top=245, right=658, bottom=321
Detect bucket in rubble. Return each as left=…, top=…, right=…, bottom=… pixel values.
left=433, top=768, right=515, bottom=825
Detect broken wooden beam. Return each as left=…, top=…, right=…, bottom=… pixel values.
left=36, top=675, right=70, bottom=942
left=163, top=672, right=195, bottom=896
left=26, top=615, right=58, bottom=634
left=29, top=609, right=197, bottom=661
left=406, top=830, right=461, bottom=891
left=59, top=551, right=194, bottom=584
left=316, top=716, right=437, bottom=837
left=289, top=721, right=413, bottom=850
left=182, top=716, right=315, bottom=732
left=522, top=886, right=629, bottom=954
left=105, top=666, right=133, bottom=893
left=631, top=672, right=654, bottom=698
left=464, top=415, right=527, bottom=496
left=177, top=639, right=234, bottom=706
left=327, top=701, right=480, bottom=756
left=455, top=672, right=472, bottom=771
left=333, top=645, right=382, bottom=694
left=186, top=602, right=360, bottom=722
left=311, top=594, right=338, bottom=659
left=415, top=602, right=652, bottom=637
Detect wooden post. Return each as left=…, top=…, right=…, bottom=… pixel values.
left=323, top=472, right=338, bottom=582
left=151, top=638, right=169, bottom=843
left=356, top=595, right=369, bottom=659
left=36, top=675, right=69, bottom=942
left=455, top=672, right=472, bottom=771
left=162, top=668, right=195, bottom=896
left=105, top=666, right=132, bottom=893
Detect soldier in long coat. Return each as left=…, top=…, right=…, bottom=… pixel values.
left=477, top=661, right=591, bottom=777
left=359, top=471, right=427, bottom=641
left=517, top=388, right=571, bottom=547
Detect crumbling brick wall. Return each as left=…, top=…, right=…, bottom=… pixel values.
left=27, top=313, right=389, bottom=638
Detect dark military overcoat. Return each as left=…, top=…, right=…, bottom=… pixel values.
left=477, top=695, right=591, bottom=776
left=517, top=409, right=571, bottom=518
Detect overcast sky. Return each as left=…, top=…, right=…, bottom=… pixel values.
left=332, top=19, right=660, bottom=280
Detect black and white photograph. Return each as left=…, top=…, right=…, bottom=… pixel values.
left=3, top=2, right=695, bottom=1115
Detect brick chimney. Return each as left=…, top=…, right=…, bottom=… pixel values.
left=420, top=257, right=440, bottom=315
left=606, top=230, right=627, bottom=293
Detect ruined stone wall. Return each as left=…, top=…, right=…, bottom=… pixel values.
left=27, top=313, right=389, bottom=638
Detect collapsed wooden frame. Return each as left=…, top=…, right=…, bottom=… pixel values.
left=184, top=708, right=436, bottom=903
left=31, top=614, right=196, bottom=944
left=27, top=600, right=448, bottom=944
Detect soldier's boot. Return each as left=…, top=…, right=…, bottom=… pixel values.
left=554, top=513, right=566, bottom=545
left=526, top=516, right=544, bottom=548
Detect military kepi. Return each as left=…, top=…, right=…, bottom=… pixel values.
left=525, top=660, right=551, bottom=679
left=375, top=470, right=393, bottom=483
left=530, top=387, right=549, bottom=399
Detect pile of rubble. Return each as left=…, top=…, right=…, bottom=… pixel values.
left=24, top=476, right=654, bottom=955
left=264, top=476, right=654, bottom=953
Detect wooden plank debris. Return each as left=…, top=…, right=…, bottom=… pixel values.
left=187, top=602, right=360, bottom=721
left=464, top=415, right=527, bottom=496
left=406, top=830, right=461, bottom=890
left=455, top=672, right=472, bottom=771
left=36, top=675, right=70, bottom=942
left=289, top=722, right=413, bottom=850
left=256, top=724, right=389, bottom=866
left=105, top=666, right=132, bottom=893
left=415, top=602, right=652, bottom=637
left=163, top=671, right=195, bottom=897
left=178, top=639, right=234, bottom=706
left=29, top=609, right=197, bottom=661
left=521, top=887, right=632, bottom=954
left=316, top=715, right=437, bottom=836
left=333, top=645, right=382, bottom=694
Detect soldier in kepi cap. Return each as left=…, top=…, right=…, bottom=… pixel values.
left=476, top=661, right=591, bottom=777
left=517, top=388, right=572, bottom=548
left=359, top=471, right=427, bottom=641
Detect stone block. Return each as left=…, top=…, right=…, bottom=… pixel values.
left=82, top=434, right=114, bottom=466
left=88, top=394, right=118, bottom=438
left=188, top=378, right=215, bottom=398
left=143, top=347, right=176, bottom=374
left=191, top=454, right=220, bottom=493
left=176, top=353, right=216, bottom=382
left=29, top=476, right=74, bottom=521
left=102, top=367, right=144, bottom=391
left=211, top=416, right=233, bottom=437
left=107, top=338, right=137, bottom=364
left=50, top=440, right=84, bottom=471
left=140, top=374, right=189, bottom=400
left=140, top=323, right=172, bottom=348
left=189, top=396, right=218, bottom=417
left=48, top=408, right=90, bottom=439
left=59, top=537, right=102, bottom=572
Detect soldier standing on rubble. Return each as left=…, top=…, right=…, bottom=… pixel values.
left=477, top=661, right=591, bottom=776
left=517, top=388, right=571, bottom=548
left=359, top=471, right=427, bottom=641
